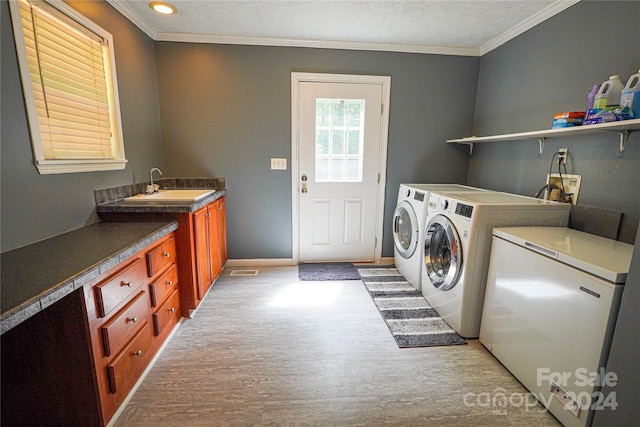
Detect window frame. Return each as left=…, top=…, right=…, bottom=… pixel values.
left=9, top=0, right=127, bottom=174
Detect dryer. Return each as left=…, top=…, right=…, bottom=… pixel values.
left=393, top=184, right=490, bottom=291
left=420, top=191, right=571, bottom=338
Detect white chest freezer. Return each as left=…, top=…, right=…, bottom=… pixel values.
left=479, top=227, right=634, bottom=427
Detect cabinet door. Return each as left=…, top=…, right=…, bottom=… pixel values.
left=193, top=206, right=211, bottom=300
left=208, top=203, right=222, bottom=281
left=217, top=197, right=228, bottom=265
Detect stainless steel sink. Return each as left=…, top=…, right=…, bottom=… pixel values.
left=123, top=189, right=216, bottom=204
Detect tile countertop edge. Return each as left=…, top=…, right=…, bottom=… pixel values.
left=0, top=221, right=179, bottom=335
left=96, top=189, right=227, bottom=213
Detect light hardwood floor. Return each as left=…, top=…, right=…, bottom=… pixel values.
left=113, top=266, right=561, bottom=426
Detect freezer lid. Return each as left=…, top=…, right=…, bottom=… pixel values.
left=440, top=191, right=564, bottom=206
left=404, top=184, right=491, bottom=192
left=493, top=227, right=634, bottom=284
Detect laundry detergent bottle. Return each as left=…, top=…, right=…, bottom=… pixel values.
left=587, top=84, right=601, bottom=111
left=620, top=70, right=640, bottom=118
left=594, top=75, right=624, bottom=108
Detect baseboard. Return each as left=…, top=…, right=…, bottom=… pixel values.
left=225, top=257, right=394, bottom=267
left=225, top=258, right=296, bottom=267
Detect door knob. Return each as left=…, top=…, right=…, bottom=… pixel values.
left=301, top=187, right=308, bottom=193
left=301, top=175, right=307, bottom=182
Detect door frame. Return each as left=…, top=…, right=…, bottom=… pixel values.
left=290, top=72, right=391, bottom=264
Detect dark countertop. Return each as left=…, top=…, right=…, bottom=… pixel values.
left=1, top=221, right=178, bottom=334
left=97, top=189, right=226, bottom=214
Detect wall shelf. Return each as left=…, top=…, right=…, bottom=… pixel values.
left=448, top=118, right=640, bottom=155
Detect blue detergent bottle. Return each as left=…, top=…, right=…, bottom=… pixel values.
left=620, top=70, right=640, bottom=119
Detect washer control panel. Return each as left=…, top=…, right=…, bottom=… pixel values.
left=455, top=203, right=474, bottom=218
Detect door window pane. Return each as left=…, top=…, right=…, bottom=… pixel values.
left=315, top=98, right=364, bottom=182
left=316, top=129, right=329, bottom=154
left=316, top=101, right=330, bottom=126
left=348, top=130, right=361, bottom=155
left=316, top=158, right=329, bottom=181
left=332, top=101, right=345, bottom=127
left=347, top=101, right=362, bottom=127
left=331, top=158, right=345, bottom=181
left=332, top=130, right=345, bottom=154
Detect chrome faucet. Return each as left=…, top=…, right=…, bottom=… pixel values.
left=149, top=167, right=163, bottom=193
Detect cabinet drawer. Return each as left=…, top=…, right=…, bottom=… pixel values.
left=95, top=258, right=147, bottom=318
left=149, top=264, right=178, bottom=307
left=146, top=236, right=176, bottom=277
left=153, top=289, right=180, bottom=337
left=107, top=321, right=153, bottom=395
left=101, top=291, right=149, bottom=358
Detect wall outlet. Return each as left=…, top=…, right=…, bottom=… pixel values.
left=558, top=147, right=568, bottom=164
left=270, top=158, right=287, bottom=170
left=546, top=173, right=581, bottom=204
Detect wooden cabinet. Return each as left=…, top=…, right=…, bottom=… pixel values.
left=98, top=195, right=227, bottom=318
left=94, top=257, right=147, bottom=318
left=100, top=290, right=148, bottom=357
left=0, top=232, right=181, bottom=427
left=193, top=198, right=226, bottom=300
left=174, top=196, right=227, bottom=316
left=217, top=196, right=228, bottom=267
left=149, top=264, right=178, bottom=308
left=86, top=232, right=180, bottom=424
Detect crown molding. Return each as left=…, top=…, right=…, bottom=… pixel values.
left=106, top=0, right=157, bottom=39
left=480, top=0, right=580, bottom=55
left=154, top=32, right=481, bottom=57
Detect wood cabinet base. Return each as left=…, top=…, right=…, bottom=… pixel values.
left=1, top=233, right=181, bottom=427
left=1, top=289, right=103, bottom=426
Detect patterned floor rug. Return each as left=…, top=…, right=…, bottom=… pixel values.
left=357, top=266, right=466, bottom=348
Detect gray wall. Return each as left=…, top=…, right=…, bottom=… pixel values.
left=155, top=43, right=479, bottom=259
left=0, top=0, right=163, bottom=252
left=468, top=1, right=640, bottom=244
left=593, top=228, right=640, bottom=426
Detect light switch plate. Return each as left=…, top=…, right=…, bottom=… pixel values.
left=271, top=158, right=287, bottom=170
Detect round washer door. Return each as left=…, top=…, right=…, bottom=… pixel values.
left=423, top=214, right=463, bottom=291
left=393, top=200, right=419, bottom=259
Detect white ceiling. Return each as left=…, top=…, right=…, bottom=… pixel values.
left=107, top=0, right=579, bottom=56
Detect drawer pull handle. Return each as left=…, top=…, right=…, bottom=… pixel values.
left=133, top=350, right=142, bottom=357
left=127, top=317, right=138, bottom=323
left=166, top=280, right=173, bottom=286
left=163, top=253, right=170, bottom=258
left=169, top=307, right=175, bottom=313
left=122, top=282, right=133, bottom=287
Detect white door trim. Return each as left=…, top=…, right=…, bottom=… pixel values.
left=291, top=72, right=391, bottom=264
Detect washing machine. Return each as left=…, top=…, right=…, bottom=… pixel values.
left=392, top=184, right=491, bottom=291
left=420, top=191, right=571, bottom=338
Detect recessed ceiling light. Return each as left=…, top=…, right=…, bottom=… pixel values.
left=149, top=1, right=177, bottom=15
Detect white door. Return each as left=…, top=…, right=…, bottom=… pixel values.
left=292, top=74, right=390, bottom=263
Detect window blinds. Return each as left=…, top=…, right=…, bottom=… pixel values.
left=17, top=0, right=116, bottom=160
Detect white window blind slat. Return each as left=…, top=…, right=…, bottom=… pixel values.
left=36, top=31, right=106, bottom=77
left=30, top=52, right=108, bottom=91
left=34, top=84, right=110, bottom=112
